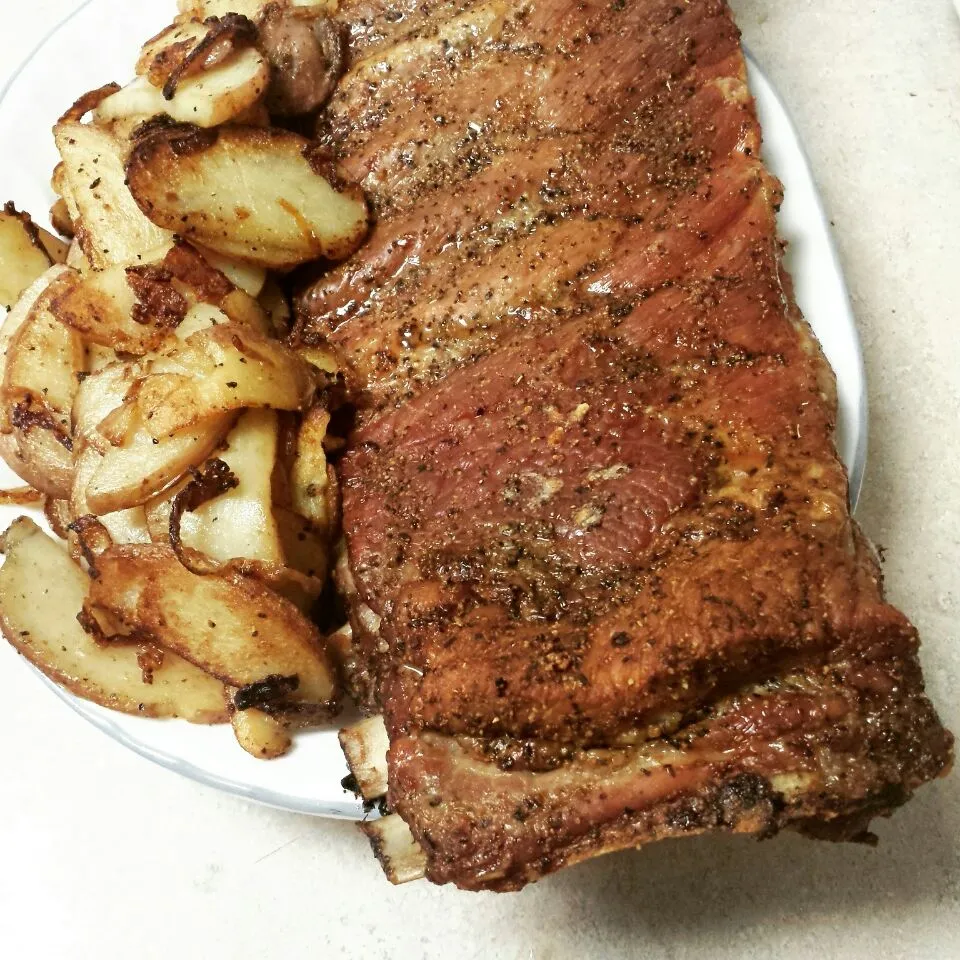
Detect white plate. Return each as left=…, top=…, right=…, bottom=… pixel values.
left=0, top=0, right=867, bottom=820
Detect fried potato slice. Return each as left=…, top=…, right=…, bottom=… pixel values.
left=231, top=706, right=292, bottom=759
left=71, top=445, right=153, bottom=544
left=136, top=20, right=210, bottom=85
left=72, top=359, right=234, bottom=513
left=0, top=203, right=68, bottom=309
left=291, top=405, right=337, bottom=535
left=86, top=543, right=338, bottom=708
left=177, top=410, right=284, bottom=564
left=0, top=518, right=227, bottom=722
left=275, top=507, right=329, bottom=581
left=126, top=125, right=368, bottom=269
left=85, top=412, right=234, bottom=516
left=51, top=258, right=185, bottom=356
left=54, top=122, right=173, bottom=269
left=0, top=267, right=81, bottom=498
left=97, top=49, right=269, bottom=130
left=195, top=246, right=266, bottom=298
left=53, top=240, right=270, bottom=359
left=138, top=324, right=316, bottom=438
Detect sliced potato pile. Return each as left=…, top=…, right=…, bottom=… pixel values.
left=0, top=0, right=361, bottom=759
left=0, top=248, right=341, bottom=754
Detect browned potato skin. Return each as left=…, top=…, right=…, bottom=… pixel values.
left=0, top=519, right=229, bottom=723
left=86, top=543, right=339, bottom=709
left=231, top=705, right=293, bottom=759
left=0, top=203, right=67, bottom=309
left=125, top=124, right=368, bottom=270
left=0, top=267, right=82, bottom=498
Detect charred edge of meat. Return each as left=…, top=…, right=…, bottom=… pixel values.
left=257, top=4, right=346, bottom=117
left=125, top=264, right=189, bottom=328
left=2, top=201, right=55, bottom=263
left=234, top=673, right=300, bottom=711
left=168, top=458, right=239, bottom=574
left=11, top=399, right=73, bottom=451
left=58, top=83, right=121, bottom=124
left=164, top=238, right=235, bottom=305
left=67, top=515, right=114, bottom=579
left=162, top=14, right=259, bottom=100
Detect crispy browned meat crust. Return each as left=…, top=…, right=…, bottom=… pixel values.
left=301, top=0, right=953, bottom=889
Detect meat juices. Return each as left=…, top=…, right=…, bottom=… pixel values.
left=299, top=0, right=953, bottom=890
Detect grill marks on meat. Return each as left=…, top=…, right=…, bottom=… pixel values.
left=306, top=0, right=953, bottom=889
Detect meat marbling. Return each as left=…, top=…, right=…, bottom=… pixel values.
left=298, top=0, right=953, bottom=890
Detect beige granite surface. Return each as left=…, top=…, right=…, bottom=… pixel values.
left=0, top=2, right=957, bottom=957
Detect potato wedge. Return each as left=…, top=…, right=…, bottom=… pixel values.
left=126, top=125, right=368, bottom=269
left=85, top=411, right=234, bottom=515
left=291, top=405, right=337, bottom=535
left=51, top=261, right=184, bottom=356
left=50, top=199, right=75, bottom=239
left=0, top=268, right=81, bottom=498
left=0, top=518, right=227, bottom=722
left=176, top=410, right=284, bottom=564
left=72, top=445, right=153, bottom=544
left=54, top=122, right=173, bottom=269
left=86, top=543, right=338, bottom=708
left=71, top=359, right=140, bottom=446
left=195, top=245, right=266, bottom=298
left=0, top=203, right=68, bottom=309
left=138, top=324, right=316, bottom=438
left=72, top=358, right=234, bottom=513
left=4, top=273, right=84, bottom=426
left=136, top=19, right=209, bottom=84
left=275, top=507, right=329, bottom=580
left=231, top=706, right=292, bottom=759
left=97, top=49, right=269, bottom=130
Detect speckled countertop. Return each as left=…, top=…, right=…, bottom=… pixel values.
left=1, top=2, right=958, bottom=958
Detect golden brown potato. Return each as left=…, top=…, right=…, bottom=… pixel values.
left=0, top=518, right=228, bottom=722
left=97, top=49, right=269, bottom=130
left=71, top=359, right=141, bottom=446
left=54, top=122, right=173, bottom=269
left=0, top=267, right=81, bottom=498
left=195, top=245, right=266, bottom=298
left=275, top=507, right=329, bottom=581
left=50, top=199, right=75, bottom=239
left=291, top=405, right=337, bottom=535
left=136, top=19, right=210, bottom=84
left=231, top=706, right=292, bottom=759
left=174, top=409, right=285, bottom=564
left=71, top=445, right=153, bottom=544
left=0, top=203, right=68, bottom=309
left=137, top=324, right=316, bottom=438
left=86, top=543, right=338, bottom=709
left=126, top=124, right=368, bottom=270
left=84, top=411, right=234, bottom=516
left=71, top=356, right=235, bottom=514
left=50, top=255, right=183, bottom=355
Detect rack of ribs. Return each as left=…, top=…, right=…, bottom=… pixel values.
left=297, top=0, right=953, bottom=890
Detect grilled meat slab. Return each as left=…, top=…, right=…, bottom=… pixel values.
left=301, top=0, right=953, bottom=890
